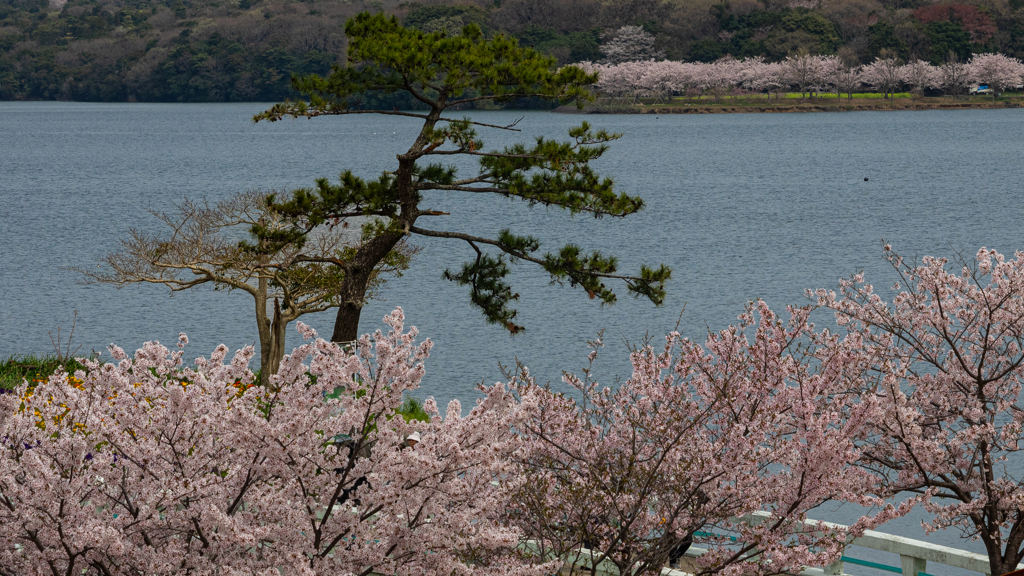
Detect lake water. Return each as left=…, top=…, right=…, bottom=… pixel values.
left=3, top=101, right=1024, bottom=573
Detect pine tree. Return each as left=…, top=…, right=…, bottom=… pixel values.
left=256, top=12, right=671, bottom=343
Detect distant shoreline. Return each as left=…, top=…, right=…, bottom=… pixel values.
left=555, top=97, right=1024, bottom=114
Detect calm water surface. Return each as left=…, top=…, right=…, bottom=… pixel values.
left=3, top=102, right=1024, bottom=573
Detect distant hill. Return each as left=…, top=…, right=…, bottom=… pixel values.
left=1, top=0, right=1022, bottom=101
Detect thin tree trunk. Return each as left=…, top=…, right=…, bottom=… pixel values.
left=982, top=517, right=1024, bottom=576
left=254, top=277, right=274, bottom=382
left=262, top=297, right=287, bottom=378
left=997, top=529, right=1024, bottom=576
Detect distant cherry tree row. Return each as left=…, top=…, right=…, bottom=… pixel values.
left=578, top=53, right=1024, bottom=101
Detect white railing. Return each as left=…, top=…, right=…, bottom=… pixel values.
left=562, top=512, right=1022, bottom=576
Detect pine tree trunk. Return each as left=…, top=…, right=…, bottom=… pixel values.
left=331, top=297, right=364, bottom=344
left=330, top=230, right=408, bottom=344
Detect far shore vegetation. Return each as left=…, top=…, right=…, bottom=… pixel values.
left=4, top=0, right=1024, bottom=104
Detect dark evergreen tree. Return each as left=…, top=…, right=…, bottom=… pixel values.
left=256, top=12, right=671, bottom=343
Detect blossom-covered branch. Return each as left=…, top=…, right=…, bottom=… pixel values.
left=509, top=302, right=906, bottom=576
left=814, top=246, right=1024, bottom=576
left=0, top=309, right=553, bottom=576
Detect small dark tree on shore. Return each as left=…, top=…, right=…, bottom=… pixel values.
left=70, top=190, right=414, bottom=378
left=255, top=12, right=671, bottom=343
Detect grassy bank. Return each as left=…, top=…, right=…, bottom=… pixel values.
left=557, top=94, right=1024, bottom=114
left=0, top=354, right=432, bottom=423
left=0, top=354, right=264, bottom=393
left=0, top=355, right=88, bottom=392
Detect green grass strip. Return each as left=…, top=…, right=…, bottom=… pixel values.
left=0, top=355, right=89, bottom=391
left=781, top=92, right=915, bottom=99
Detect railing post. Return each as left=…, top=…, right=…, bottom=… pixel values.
left=900, top=554, right=926, bottom=576
left=823, top=558, right=844, bottom=575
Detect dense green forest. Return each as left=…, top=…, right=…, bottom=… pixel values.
left=1, top=0, right=1023, bottom=101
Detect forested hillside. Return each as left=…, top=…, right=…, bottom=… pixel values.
left=1, top=0, right=1023, bottom=101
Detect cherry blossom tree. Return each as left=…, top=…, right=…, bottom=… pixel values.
left=861, top=55, right=904, bottom=98
left=814, top=246, right=1024, bottom=576
left=900, top=59, right=939, bottom=96
left=586, top=60, right=651, bottom=103
left=939, top=52, right=971, bottom=97
left=688, top=59, right=718, bottom=99
left=809, top=55, right=840, bottom=95
left=815, top=55, right=841, bottom=97
left=829, top=62, right=863, bottom=101
left=785, top=53, right=829, bottom=99
left=0, top=308, right=553, bottom=576
left=68, top=191, right=415, bottom=379
left=600, top=25, right=665, bottom=64
left=969, top=53, right=1024, bottom=98
left=760, top=60, right=790, bottom=99
left=583, top=51, right=1024, bottom=104
left=509, top=301, right=908, bottom=576
left=670, top=61, right=703, bottom=97
left=735, top=56, right=768, bottom=93
left=705, top=56, right=744, bottom=100
left=640, top=60, right=685, bottom=102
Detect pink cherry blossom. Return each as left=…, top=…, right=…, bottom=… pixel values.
left=814, top=246, right=1024, bottom=576
left=0, top=308, right=554, bottom=576
left=577, top=53, right=1022, bottom=102
left=860, top=57, right=903, bottom=98
left=968, top=53, right=1024, bottom=95
left=508, top=301, right=898, bottom=576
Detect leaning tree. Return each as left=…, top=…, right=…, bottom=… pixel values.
left=255, top=12, right=671, bottom=343
left=71, top=190, right=414, bottom=378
